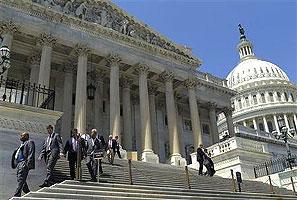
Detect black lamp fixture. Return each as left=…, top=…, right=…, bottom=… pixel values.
left=87, top=54, right=96, bottom=100
left=0, top=36, right=11, bottom=76
left=277, top=116, right=286, bottom=130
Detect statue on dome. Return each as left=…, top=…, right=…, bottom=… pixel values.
left=238, top=24, right=246, bottom=39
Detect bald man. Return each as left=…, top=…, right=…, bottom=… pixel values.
left=12, top=132, right=35, bottom=197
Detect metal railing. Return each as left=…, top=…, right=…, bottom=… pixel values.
left=0, top=76, right=55, bottom=110
left=253, top=156, right=297, bottom=178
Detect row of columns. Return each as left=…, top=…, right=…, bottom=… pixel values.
left=0, top=22, right=228, bottom=165
left=241, top=113, right=297, bottom=133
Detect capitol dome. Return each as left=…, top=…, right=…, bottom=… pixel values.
left=218, top=24, right=297, bottom=137
left=227, top=58, right=290, bottom=89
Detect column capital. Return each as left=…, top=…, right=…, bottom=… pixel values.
left=38, top=33, right=57, bottom=47
left=63, top=62, right=75, bottom=74
left=223, top=107, right=234, bottom=116
left=135, top=63, right=150, bottom=75
left=207, top=102, right=217, bottom=110
left=184, top=78, right=197, bottom=89
left=0, top=20, right=19, bottom=35
left=148, top=84, right=158, bottom=95
left=106, top=53, right=121, bottom=66
left=159, top=70, right=174, bottom=83
left=121, top=76, right=133, bottom=88
left=73, top=43, right=90, bottom=56
left=27, top=50, right=40, bottom=65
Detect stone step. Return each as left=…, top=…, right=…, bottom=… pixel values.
left=55, top=181, right=297, bottom=200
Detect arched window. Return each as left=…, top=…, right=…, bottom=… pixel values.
left=259, top=123, right=264, bottom=131
left=261, top=93, right=266, bottom=103
left=277, top=92, right=282, bottom=101
left=284, top=92, right=288, bottom=101
left=253, top=94, right=258, bottom=104
left=291, top=93, right=295, bottom=102
left=267, top=121, right=274, bottom=133
left=245, top=96, right=250, bottom=107
left=238, top=99, right=242, bottom=109
left=269, top=92, right=274, bottom=102
left=260, top=68, right=264, bottom=73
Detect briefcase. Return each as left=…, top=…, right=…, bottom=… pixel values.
left=93, top=150, right=104, bottom=159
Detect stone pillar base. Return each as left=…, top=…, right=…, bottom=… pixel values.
left=141, top=150, right=159, bottom=163
left=170, top=153, right=186, bottom=167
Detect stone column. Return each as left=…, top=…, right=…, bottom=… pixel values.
left=136, top=64, right=159, bottom=163
left=94, top=70, right=105, bottom=134
left=0, top=21, right=18, bottom=79
left=224, top=107, right=235, bottom=136
left=107, top=54, right=121, bottom=138
left=121, top=77, right=133, bottom=151
left=148, top=84, right=159, bottom=155
left=253, top=118, right=258, bottom=130
left=273, top=115, right=280, bottom=133
left=243, top=120, right=247, bottom=127
left=37, top=33, right=56, bottom=88
left=184, top=79, right=202, bottom=148
left=73, top=44, right=90, bottom=134
left=61, top=63, right=74, bottom=140
left=293, top=114, right=297, bottom=130
left=208, top=103, right=219, bottom=144
left=262, top=116, right=269, bottom=132
left=26, top=51, right=40, bottom=106
left=284, top=114, right=290, bottom=129
left=160, top=71, right=184, bottom=166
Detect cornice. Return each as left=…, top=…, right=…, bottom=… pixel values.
left=0, top=0, right=201, bottom=68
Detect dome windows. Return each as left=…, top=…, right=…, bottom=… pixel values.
left=253, top=94, right=258, bottom=104
left=277, top=92, right=282, bottom=101
left=269, top=92, right=274, bottom=102
left=261, top=93, right=266, bottom=103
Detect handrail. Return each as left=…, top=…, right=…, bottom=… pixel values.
left=0, top=76, right=55, bottom=110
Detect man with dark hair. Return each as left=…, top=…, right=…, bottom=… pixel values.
left=38, top=125, right=63, bottom=187
left=114, top=135, right=122, bottom=159
left=12, top=132, right=35, bottom=197
left=64, top=129, right=80, bottom=179
left=196, top=144, right=205, bottom=175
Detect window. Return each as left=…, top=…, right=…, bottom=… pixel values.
left=291, top=93, right=295, bottom=102
left=259, top=123, right=264, bottom=131
left=261, top=93, right=266, bottom=103
left=253, top=95, right=258, bottom=104
left=245, top=96, right=250, bottom=107
left=267, top=121, right=274, bottom=133
left=269, top=92, right=274, bottom=102
left=277, top=92, right=282, bottom=101
left=183, top=119, right=192, bottom=131
left=120, top=105, right=123, bottom=116
left=202, top=124, right=210, bottom=135
left=238, top=99, right=242, bottom=109
left=284, top=92, right=289, bottom=101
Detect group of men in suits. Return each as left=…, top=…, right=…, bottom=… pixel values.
left=12, top=125, right=123, bottom=197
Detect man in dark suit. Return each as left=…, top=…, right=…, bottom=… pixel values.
left=196, top=144, right=205, bottom=175
left=63, top=130, right=80, bottom=180
left=86, top=130, right=104, bottom=182
left=38, top=125, right=63, bottom=187
left=12, top=132, right=35, bottom=197
left=114, top=136, right=121, bottom=159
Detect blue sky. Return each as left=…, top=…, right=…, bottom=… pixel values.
left=112, top=0, right=297, bottom=83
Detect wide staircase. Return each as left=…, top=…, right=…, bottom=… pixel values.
left=11, top=158, right=296, bottom=199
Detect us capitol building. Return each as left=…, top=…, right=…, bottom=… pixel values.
left=0, top=0, right=235, bottom=165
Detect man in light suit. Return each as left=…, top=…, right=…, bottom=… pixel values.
left=86, top=130, right=104, bottom=182
left=12, top=132, right=35, bottom=197
left=38, top=125, right=63, bottom=187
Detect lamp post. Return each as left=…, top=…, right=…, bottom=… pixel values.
left=272, top=116, right=296, bottom=169
left=0, top=36, right=11, bottom=76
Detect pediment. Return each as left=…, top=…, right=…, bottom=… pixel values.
left=30, top=0, right=201, bottom=66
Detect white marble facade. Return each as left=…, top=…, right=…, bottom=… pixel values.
left=0, top=0, right=235, bottom=165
